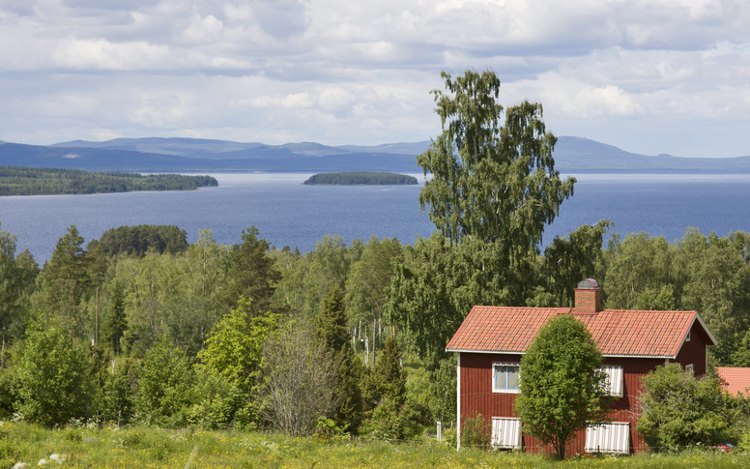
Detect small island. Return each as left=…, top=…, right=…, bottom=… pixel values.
left=303, top=172, right=418, bottom=185
left=0, top=167, right=218, bottom=196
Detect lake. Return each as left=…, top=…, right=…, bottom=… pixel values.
left=2, top=172, right=750, bottom=263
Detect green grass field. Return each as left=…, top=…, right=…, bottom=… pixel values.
left=1, top=422, right=749, bottom=468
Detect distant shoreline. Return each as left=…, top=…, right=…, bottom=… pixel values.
left=0, top=167, right=218, bottom=196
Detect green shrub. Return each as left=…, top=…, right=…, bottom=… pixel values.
left=361, top=396, right=424, bottom=441
left=638, top=363, right=727, bottom=451
left=460, top=414, right=490, bottom=450
left=0, top=362, right=18, bottom=420
left=0, top=427, right=16, bottom=468
left=186, top=365, right=243, bottom=430
left=98, top=357, right=136, bottom=426
left=737, top=432, right=750, bottom=453
left=15, top=321, right=96, bottom=426
left=313, top=417, right=349, bottom=441
left=135, top=337, right=194, bottom=427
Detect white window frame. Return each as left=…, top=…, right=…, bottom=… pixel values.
left=491, top=417, right=522, bottom=449
left=585, top=422, right=630, bottom=454
left=492, top=362, right=520, bottom=393
left=599, top=365, right=624, bottom=397
left=686, top=329, right=691, bottom=342
left=685, top=363, right=694, bottom=375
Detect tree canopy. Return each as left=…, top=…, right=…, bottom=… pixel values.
left=95, top=225, right=189, bottom=257
left=516, top=314, right=607, bottom=459
left=418, top=70, right=575, bottom=252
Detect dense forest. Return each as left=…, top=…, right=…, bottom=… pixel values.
left=1, top=70, right=749, bottom=451
left=0, top=167, right=218, bottom=195
left=2, top=222, right=750, bottom=438
left=303, top=172, right=418, bottom=185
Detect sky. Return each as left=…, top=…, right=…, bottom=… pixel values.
left=1, top=0, right=749, bottom=157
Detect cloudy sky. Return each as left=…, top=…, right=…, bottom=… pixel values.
left=1, top=0, right=749, bottom=157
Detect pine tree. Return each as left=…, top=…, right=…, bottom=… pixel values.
left=316, top=287, right=363, bottom=432
left=35, top=225, right=91, bottom=338
left=224, top=226, right=280, bottom=312
left=105, top=281, right=127, bottom=355
left=369, top=336, right=406, bottom=407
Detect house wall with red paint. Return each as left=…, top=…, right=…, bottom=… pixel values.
left=458, top=351, right=688, bottom=454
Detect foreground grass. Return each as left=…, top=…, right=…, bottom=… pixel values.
left=1, top=422, right=749, bottom=468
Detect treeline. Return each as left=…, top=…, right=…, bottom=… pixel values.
left=1, top=222, right=750, bottom=438
left=303, top=172, right=418, bottom=185
left=0, top=167, right=218, bottom=195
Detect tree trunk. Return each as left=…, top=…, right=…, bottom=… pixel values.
left=372, top=317, right=376, bottom=367
left=95, top=285, right=100, bottom=346
left=555, top=435, right=566, bottom=460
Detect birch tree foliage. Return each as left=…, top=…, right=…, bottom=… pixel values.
left=418, top=70, right=575, bottom=253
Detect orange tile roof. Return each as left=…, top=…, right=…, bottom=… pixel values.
left=446, top=306, right=710, bottom=358
left=716, top=367, right=750, bottom=396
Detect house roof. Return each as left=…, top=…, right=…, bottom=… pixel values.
left=716, top=367, right=750, bottom=396
left=446, top=305, right=716, bottom=358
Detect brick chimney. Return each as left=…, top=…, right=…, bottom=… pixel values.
left=574, top=278, right=602, bottom=314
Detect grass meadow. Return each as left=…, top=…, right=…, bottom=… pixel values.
left=2, top=422, right=750, bottom=468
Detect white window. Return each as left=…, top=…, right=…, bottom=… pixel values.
left=585, top=422, right=630, bottom=454
left=599, top=365, right=624, bottom=397
left=686, top=329, right=691, bottom=342
left=492, top=363, right=520, bottom=393
left=491, top=417, right=522, bottom=449
left=685, top=363, right=694, bottom=375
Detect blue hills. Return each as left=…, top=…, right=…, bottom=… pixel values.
left=0, top=136, right=748, bottom=173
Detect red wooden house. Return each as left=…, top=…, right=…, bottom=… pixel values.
left=446, top=279, right=717, bottom=454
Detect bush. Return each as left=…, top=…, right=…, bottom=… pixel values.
left=135, top=337, right=194, bottom=427
left=461, top=414, right=490, bottom=450
left=360, top=396, right=424, bottom=441
left=405, top=356, right=456, bottom=428
left=186, top=365, right=243, bottom=430
left=0, top=427, right=16, bottom=468
left=0, top=362, right=18, bottom=420
left=737, top=432, right=750, bottom=453
left=14, top=322, right=96, bottom=426
left=98, top=357, right=136, bottom=425
left=262, top=321, right=336, bottom=436
left=313, top=417, right=349, bottom=441
left=638, top=363, right=727, bottom=451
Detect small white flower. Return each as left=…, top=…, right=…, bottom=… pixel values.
left=12, top=463, right=29, bottom=469
left=49, top=454, right=64, bottom=463
left=37, top=458, right=47, bottom=466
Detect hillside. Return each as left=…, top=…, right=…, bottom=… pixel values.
left=3, top=137, right=750, bottom=173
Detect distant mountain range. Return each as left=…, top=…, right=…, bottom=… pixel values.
left=0, top=136, right=749, bottom=173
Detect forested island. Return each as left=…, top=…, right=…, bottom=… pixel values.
left=303, top=172, right=418, bottom=185
left=0, top=167, right=218, bottom=196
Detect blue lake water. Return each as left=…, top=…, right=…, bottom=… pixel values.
left=1, top=172, right=750, bottom=263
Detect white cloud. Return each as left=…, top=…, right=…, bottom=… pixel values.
left=54, top=38, right=171, bottom=70
left=0, top=0, right=749, bottom=156
left=182, top=14, right=224, bottom=43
